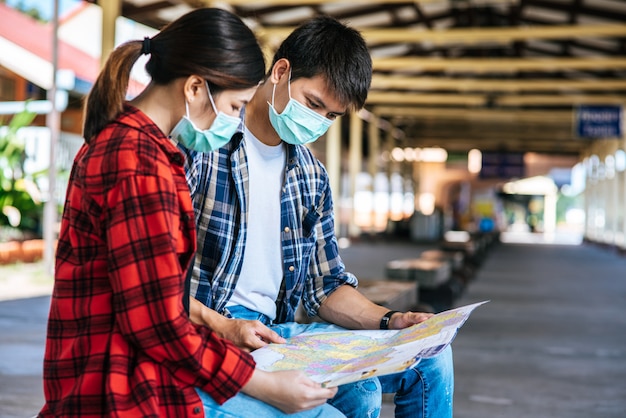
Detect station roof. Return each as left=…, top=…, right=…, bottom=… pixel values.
left=88, top=1, right=626, bottom=155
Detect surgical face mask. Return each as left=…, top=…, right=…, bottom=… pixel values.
left=170, top=82, right=241, bottom=152
left=267, top=74, right=334, bottom=145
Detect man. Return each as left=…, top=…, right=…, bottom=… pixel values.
left=184, top=16, right=454, bottom=418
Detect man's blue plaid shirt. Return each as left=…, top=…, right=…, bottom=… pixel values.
left=181, top=132, right=357, bottom=323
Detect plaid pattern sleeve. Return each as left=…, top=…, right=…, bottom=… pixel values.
left=277, top=145, right=358, bottom=322
left=40, top=107, right=254, bottom=418
left=185, top=133, right=358, bottom=323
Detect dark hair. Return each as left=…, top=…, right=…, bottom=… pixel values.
left=83, top=8, right=265, bottom=142
left=270, top=16, right=372, bottom=110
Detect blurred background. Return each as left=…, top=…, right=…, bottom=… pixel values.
left=2, top=0, right=626, bottom=268
left=0, top=1, right=625, bottom=417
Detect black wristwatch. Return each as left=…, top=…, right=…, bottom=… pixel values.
left=379, top=310, right=400, bottom=330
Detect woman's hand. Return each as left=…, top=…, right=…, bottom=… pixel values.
left=242, top=369, right=338, bottom=414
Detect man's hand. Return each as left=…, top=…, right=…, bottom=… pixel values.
left=319, top=285, right=435, bottom=331
left=189, top=297, right=285, bottom=351
left=218, top=317, right=286, bottom=351
left=389, top=311, right=434, bottom=330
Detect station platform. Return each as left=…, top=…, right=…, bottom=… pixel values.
left=1, top=236, right=625, bottom=417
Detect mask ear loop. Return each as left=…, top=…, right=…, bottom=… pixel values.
left=271, top=83, right=277, bottom=108
left=269, top=69, right=292, bottom=110
left=205, top=81, right=219, bottom=116
left=287, top=69, right=292, bottom=99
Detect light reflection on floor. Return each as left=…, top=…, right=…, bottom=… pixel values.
left=499, top=230, right=584, bottom=245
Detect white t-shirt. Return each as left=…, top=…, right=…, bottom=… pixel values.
left=226, top=126, right=286, bottom=319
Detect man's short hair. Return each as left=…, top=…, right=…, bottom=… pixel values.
left=270, top=16, right=372, bottom=110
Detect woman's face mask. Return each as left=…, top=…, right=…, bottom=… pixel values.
left=171, top=82, right=241, bottom=152
left=267, top=73, right=334, bottom=145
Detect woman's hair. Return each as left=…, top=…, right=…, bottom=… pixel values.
left=83, top=8, right=265, bottom=142
left=270, top=16, right=372, bottom=111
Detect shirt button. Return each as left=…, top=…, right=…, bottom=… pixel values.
left=289, top=266, right=295, bottom=272
left=193, top=406, right=201, bottom=414
left=284, top=227, right=290, bottom=233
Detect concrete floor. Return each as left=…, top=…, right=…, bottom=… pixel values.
left=1, top=238, right=626, bottom=417
left=340, top=239, right=626, bottom=418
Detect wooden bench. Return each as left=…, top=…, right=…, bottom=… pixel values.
left=419, top=249, right=464, bottom=272
left=384, top=258, right=467, bottom=312
left=357, top=279, right=419, bottom=312
left=385, top=258, right=451, bottom=288
left=419, top=248, right=475, bottom=284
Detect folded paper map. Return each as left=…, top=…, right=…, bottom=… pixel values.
left=251, top=301, right=487, bottom=387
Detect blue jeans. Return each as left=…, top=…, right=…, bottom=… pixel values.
left=222, top=305, right=382, bottom=418
left=379, top=345, right=454, bottom=418
left=197, top=387, right=345, bottom=418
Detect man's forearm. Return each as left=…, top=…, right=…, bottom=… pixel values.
left=317, top=285, right=389, bottom=330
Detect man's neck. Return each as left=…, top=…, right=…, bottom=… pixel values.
left=245, top=84, right=283, bottom=147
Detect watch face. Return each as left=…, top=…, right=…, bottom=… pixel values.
left=380, top=315, right=391, bottom=329
left=380, top=311, right=398, bottom=329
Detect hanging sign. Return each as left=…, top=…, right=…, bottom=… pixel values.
left=575, top=105, right=622, bottom=139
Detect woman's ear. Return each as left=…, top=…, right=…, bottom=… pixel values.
left=182, top=75, right=206, bottom=103
left=269, top=58, right=291, bottom=85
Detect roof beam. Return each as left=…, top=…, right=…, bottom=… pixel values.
left=524, top=0, right=626, bottom=23
left=257, top=24, right=626, bottom=47
left=365, top=91, right=626, bottom=107
left=367, top=24, right=626, bottom=45
left=372, top=106, right=574, bottom=123
left=370, top=76, right=626, bottom=92
left=366, top=91, right=486, bottom=106
left=496, top=94, right=626, bottom=107
left=372, top=57, right=626, bottom=72
left=204, top=0, right=515, bottom=6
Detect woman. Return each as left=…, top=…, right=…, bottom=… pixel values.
left=39, top=8, right=341, bottom=418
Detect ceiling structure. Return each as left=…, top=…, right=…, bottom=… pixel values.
left=93, top=0, right=626, bottom=156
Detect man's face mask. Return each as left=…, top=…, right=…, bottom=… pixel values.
left=171, top=82, right=241, bottom=152
left=268, top=72, right=334, bottom=145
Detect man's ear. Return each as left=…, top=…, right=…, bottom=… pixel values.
left=182, top=75, right=206, bottom=103
left=269, top=58, right=291, bottom=85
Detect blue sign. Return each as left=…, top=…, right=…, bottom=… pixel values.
left=575, top=105, right=622, bottom=139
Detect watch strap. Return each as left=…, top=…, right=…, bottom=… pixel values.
left=379, top=310, right=400, bottom=330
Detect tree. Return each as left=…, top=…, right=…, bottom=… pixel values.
left=0, top=109, right=43, bottom=240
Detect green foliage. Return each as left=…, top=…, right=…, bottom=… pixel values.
left=0, top=109, right=43, bottom=238
left=10, top=0, right=46, bottom=22
left=556, top=192, right=582, bottom=224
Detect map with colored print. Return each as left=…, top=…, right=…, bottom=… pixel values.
left=251, top=301, right=487, bottom=387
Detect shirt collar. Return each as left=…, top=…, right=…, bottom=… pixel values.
left=120, top=104, right=185, bottom=166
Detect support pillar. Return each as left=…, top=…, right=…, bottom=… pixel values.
left=326, top=117, right=342, bottom=237
left=100, top=0, right=122, bottom=67
left=43, top=0, right=60, bottom=275
left=348, top=112, right=363, bottom=238
left=368, top=114, right=381, bottom=231
left=368, top=114, right=380, bottom=181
